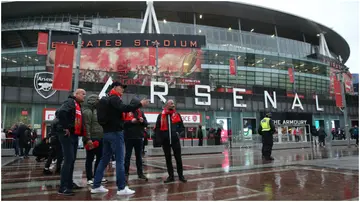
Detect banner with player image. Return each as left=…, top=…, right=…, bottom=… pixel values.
left=46, top=47, right=202, bottom=88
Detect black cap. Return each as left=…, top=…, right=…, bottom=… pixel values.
left=111, top=81, right=127, bottom=89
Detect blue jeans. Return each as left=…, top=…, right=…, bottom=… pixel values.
left=58, top=133, right=79, bottom=191
left=93, top=131, right=125, bottom=191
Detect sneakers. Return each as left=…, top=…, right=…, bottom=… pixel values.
left=117, top=186, right=135, bottom=195
left=58, top=189, right=74, bottom=196
left=91, top=186, right=109, bottom=194
left=101, top=178, right=108, bottom=183
left=138, top=174, right=148, bottom=181
left=87, top=180, right=94, bottom=185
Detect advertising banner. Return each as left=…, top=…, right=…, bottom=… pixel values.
left=288, top=67, right=294, bottom=83
left=329, top=68, right=353, bottom=95
left=333, top=75, right=343, bottom=107
left=229, top=59, right=236, bottom=75
left=37, top=32, right=48, bottom=55
left=52, top=43, right=75, bottom=91
left=47, top=47, right=202, bottom=88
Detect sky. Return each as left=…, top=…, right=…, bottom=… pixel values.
left=235, top=0, right=359, bottom=74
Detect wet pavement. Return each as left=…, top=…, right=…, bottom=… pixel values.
left=1, top=145, right=359, bottom=200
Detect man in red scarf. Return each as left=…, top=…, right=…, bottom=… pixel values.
left=155, top=100, right=187, bottom=183
left=124, top=97, right=149, bottom=182
left=56, top=88, right=86, bottom=196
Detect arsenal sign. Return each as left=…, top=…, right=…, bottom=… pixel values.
left=34, top=72, right=57, bottom=99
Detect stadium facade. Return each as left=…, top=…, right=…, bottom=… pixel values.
left=1, top=1, right=359, bottom=143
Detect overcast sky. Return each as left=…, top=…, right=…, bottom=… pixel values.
left=235, top=0, right=359, bottom=74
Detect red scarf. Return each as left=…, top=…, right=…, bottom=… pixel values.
left=123, top=109, right=142, bottom=121
left=109, top=89, right=122, bottom=97
left=160, top=109, right=181, bottom=131
left=74, top=101, right=83, bottom=136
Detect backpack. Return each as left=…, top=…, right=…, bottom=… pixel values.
left=97, top=96, right=111, bottom=126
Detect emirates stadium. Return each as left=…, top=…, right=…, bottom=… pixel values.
left=1, top=1, right=359, bottom=145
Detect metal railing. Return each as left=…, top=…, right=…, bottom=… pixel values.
left=1, top=138, right=37, bottom=149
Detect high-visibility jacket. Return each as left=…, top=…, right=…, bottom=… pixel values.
left=260, top=117, right=271, bottom=132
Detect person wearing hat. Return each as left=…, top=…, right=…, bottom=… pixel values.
left=91, top=81, right=149, bottom=196
left=258, top=113, right=276, bottom=161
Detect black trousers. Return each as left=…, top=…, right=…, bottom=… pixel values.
left=262, top=133, right=273, bottom=158
left=198, top=138, right=203, bottom=146
left=45, top=141, right=63, bottom=171
left=19, top=142, right=31, bottom=157
left=85, top=138, right=103, bottom=181
left=124, top=138, right=143, bottom=176
left=162, top=136, right=184, bottom=178
left=355, top=136, right=358, bottom=145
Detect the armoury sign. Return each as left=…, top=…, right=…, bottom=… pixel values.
left=34, top=72, right=57, bottom=99
left=50, top=34, right=206, bottom=48
left=273, top=120, right=308, bottom=125
left=150, top=82, right=325, bottom=111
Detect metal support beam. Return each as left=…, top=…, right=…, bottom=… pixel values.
left=140, top=5, right=150, bottom=33
left=150, top=3, right=160, bottom=34
left=140, top=1, right=160, bottom=34
left=238, top=19, right=243, bottom=47
left=274, top=25, right=280, bottom=53
left=16, top=31, right=29, bottom=49
left=193, top=13, right=197, bottom=35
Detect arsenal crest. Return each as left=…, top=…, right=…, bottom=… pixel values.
left=34, top=72, right=57, bottom=99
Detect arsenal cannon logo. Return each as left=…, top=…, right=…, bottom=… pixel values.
left=34, top=72, right=57, bottom=99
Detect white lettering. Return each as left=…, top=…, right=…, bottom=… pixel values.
left=315, top=95, right=324, bottom=111
left=264, top=91, right=277, bottom=109
left=233, top=88, right=247, bottom=108
left=195, top=85, right=211, bottom=106
left=150, top=81, right=168, bottom=103
left=291, top=93, right=304, bottom=110
left=37, top=76, right=53, bottom=82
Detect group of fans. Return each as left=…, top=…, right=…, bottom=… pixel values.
left=30, top=81, right=187, bottom=197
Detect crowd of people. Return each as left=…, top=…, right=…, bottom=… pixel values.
left=26, top=81, right=188, bottom=197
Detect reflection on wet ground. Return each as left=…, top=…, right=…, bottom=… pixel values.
left=1, top=146, right=359, bottom=200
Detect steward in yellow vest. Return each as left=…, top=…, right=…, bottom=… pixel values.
left=258, top=113, right=276, bottom=161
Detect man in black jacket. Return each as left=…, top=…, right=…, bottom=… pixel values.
left=56, top=89, right=86, bottom=196
left=91, top=82, right=149, bottom=196
left=124, top=98, right=149, bottom=181
left=155, top=100, right=187, bottom=183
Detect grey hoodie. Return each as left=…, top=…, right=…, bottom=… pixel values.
left=82, top=94, right=104, bottom=143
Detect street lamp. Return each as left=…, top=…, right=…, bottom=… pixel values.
left=69, top=19, right=92, bottom=91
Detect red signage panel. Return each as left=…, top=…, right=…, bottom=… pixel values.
left=229, top=59, right=236, bottom=75
left=37, top=32, right=48, bottom=55
left=52, top=43, right=75, bottom=91
left=288, top=67, right=294, bottom=83
left=333, top=75, right=343, bottom=107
